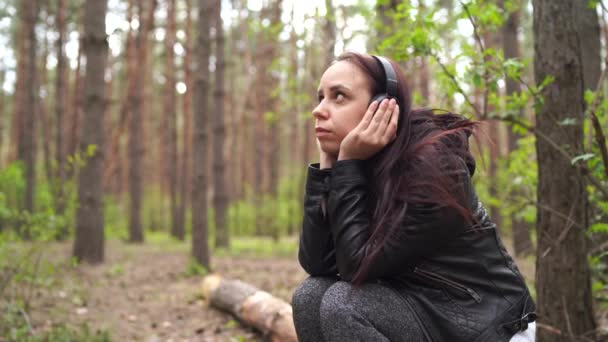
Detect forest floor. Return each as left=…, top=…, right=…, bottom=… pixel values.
left=11, top=234, right=535, bottom=342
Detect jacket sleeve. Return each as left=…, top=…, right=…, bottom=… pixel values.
left=297, top=163, right=338, bottom=276
left=327, top=159, right=470, bottom=282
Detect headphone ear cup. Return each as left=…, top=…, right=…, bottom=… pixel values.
left=369, top=93, right=388, bottom=106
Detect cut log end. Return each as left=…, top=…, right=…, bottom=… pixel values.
left=201, top=274, right=298, bottom=342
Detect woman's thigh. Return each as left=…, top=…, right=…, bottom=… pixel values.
left=320, top=281, right=426, bottom=342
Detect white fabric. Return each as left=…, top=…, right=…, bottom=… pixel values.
left=509, top=322, right=536, bottom=342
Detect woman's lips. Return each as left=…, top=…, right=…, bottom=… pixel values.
left=315, top=127, right=331, bottom=137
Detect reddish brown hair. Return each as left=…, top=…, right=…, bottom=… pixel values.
left=335, top=52, right=479, bottom=284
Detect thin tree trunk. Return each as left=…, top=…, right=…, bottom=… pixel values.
left=19, top=1, right=39, bottom=218
left=67, top=27, right=83, bottom=173
left=482, top=31, right=503, bottom=234
left=177, top=0, right=193, bottom=240
left=11, top=18, right=27, bottom=165
left=502, top=3, right=533, bottom=257
left=73, top=0, right=108, bottom=264
left=128, top=0, right=157, bottom=243
left=323, top=0, right=336, bottom=68
left=533, top=0, right=597, bottom=340
left=266, top=0, right=282, bottom=239
left=192, top=0, right=212, bottom=268
left=213, top=0, right=229, bottom=248
left=165, top=0, right=181, bottom=240
left=54, top=0, right=67, bottom=232
left=39, top=10, right=53, bottom=189
left=0, top=69, right=4, bottom=163
left=104, top=0, right=135, bottom=195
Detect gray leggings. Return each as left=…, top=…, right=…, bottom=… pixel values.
left=291, top=276, right=426, bottom=342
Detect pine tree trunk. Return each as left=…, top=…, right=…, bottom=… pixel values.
left=104, top=0, right=134, bottom=195
left=11, top=19, right=26, bottom=165
left=128, top=0, right=157, bottom=243
left=165, top=0, right=181, bottom=240
left=177, top=0, right=194, bottom=241
left=502, top=3, right=533, bottom=257
left=323, top=0, right=336, bottom=68
left=192, top=0, right=212, bottom=268
left=266, top=0, right=282, bottom=239
left=39, top=10, right=53, bottom=191
left=213, top=0, right=229, bottom=248
left=67, top=25, right=83, bottom=175
left=0, top=69, right=4, bottom=163
left=54, top=0, right=68, bottom=232
left=21, top=0, right=38, bottom=217
left=533, top=0, right=597, bottom=340
left=73, top=0, right=108, bottom=264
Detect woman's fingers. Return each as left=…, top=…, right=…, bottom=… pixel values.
left=357, top=100, right=380, bottom=131
left=366, top=99, right=389, bottom=133
left=383, top=104, right=399, bottom=140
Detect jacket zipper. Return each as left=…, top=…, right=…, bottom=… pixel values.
left=413, top=267, right=482, bottom=303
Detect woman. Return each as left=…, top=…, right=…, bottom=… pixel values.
left=291, top=52, right=536, bottom=342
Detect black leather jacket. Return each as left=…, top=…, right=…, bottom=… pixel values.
left=298, top=159, right=536, bottom=342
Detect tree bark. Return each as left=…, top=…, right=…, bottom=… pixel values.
left=192, top=0, right=212, bottom=268
left=533, top=0, right=597, bottom=340
left=73, top=0, right=108, bottom=264
left=67, top=14, right=84, bottom=177
left=164, top=0, right=181, bottom=240
left=502, top=3, right=533, bottom=257
left=177, top=0, right=194, bottom=241
left=128, top=0, right=157, bottom=243
left=20, top=0, right=38, bottom=216
left=213, top=0, right=229, bottom=248
left=54, top=0, right=68, bottom=232
left=323, top=0, right=336, bottom=68
left=0, top=69, right=4, bottom=163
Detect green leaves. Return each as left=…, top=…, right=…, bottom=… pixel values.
left=571, top=153, right=596, bottom=165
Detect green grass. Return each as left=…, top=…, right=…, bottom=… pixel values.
left=214, top=236, right=298, bottom=258
left=123, top=231, right=298, bottom=259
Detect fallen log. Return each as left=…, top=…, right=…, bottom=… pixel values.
left=201, top=274, right=297, bottom=342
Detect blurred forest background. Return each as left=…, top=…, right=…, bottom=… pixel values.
left=0, top=0, right=607, bottom=341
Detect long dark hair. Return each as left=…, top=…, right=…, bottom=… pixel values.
left=334, top=52, right=479, bottom=285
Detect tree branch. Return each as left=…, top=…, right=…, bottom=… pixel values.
left=586, top=56, right=608, bottom=178
left=501, top=116, right=608, bottom=199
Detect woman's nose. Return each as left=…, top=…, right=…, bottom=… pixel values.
left=312, top=102, right=329, bottom=120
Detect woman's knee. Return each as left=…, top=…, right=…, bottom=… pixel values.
left=292, top=276, right=337, bottom=310
left=319, top=281, right=353, bottom=319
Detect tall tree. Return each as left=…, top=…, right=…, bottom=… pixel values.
left=177, top=0, right=194, bottom=240
left=128, top=0, right=157, bottom=243
left=192, top=0, right=212, bottom=267
left=54, top=0, right=68, bottom=225
left=213, top=0, right=229, bottom=248
left=67, top=16, right=84, bottom=169
left=533, top=0, right=597, bottom=340
left=73, top=0, right=109, bottom=263
left=323, top=0, right=336, bottom=67
left=502, top=2, right=533, bottom=257
left=164, top=0, right=181, bottom=240
left=575, top=0, right=601, bottom=153
left=19, top=0, right=38, bottom=215
left=0, top=69, right=4, bottom=161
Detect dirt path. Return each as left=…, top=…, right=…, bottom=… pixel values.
left=28, top=240, right=308, bottom=341
left=25, top=237, right=534, bottom=342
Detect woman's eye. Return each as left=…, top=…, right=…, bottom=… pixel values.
left=335, top=92, right=345, bottom=102
left=317, top=95, right=324, bottom=103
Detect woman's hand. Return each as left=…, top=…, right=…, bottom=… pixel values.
left=338, top=98, right=399, bottom=161
left=317, top=138, right=337, bottom=169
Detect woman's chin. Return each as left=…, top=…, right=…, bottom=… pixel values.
left=319, top=142, right=339, bottom=157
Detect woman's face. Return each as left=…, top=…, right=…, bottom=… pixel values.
left=313, top=61, right=373, bottom=157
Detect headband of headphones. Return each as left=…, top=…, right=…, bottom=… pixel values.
left=371, top=55, right=399, bottom=99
